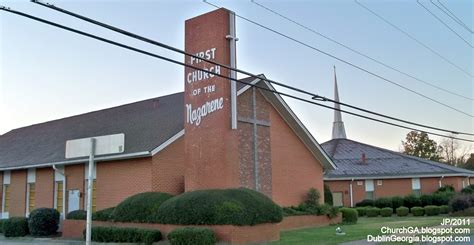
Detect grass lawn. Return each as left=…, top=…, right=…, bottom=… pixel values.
left=272, top=216, right=458, bottom=245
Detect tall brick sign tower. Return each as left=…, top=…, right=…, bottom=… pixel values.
left=184, top=8, right=239, bottom=190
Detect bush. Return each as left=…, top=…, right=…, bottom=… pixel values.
left=355, top=207, right=367, bottom=217
left=396, top=206, right=409, bottom=216
left=411, top=207, right=424, bottom=216
left=374, top=197, right=392, bottom=209
left=366, top=207, right=380, bottom=217
left=450, top=207, right=474, bottom=216
left=282, top=207, right=307, bottom=216
left=0, top=219, right=5, bottom=233
left=436, top=185, right=455, bottom=193
left=305, top=188, right=321, bottom=208
left=339, top=208, right=358, bottom=224
left=167, top=227, right=216, bottom=245
left=380, top=207, right=393, bottom=217
left=461, top=185, right=474, bottom=194
left=28, top=208, right=60, bottom=236
left=66, top=210, right=86, bottom=220
left=440, top=205, right=450, bottom=214
left=86, top=226, right=161, bottom=245
left=391, top=196, right=404, bottom=210
left=112, top=192, right=173, bottom=223
left=420, top=195, right=433, bottom=207
left=93, top=207, right=115, bottom=221
left=355, top=199, right=374, bottom=207
left=4, top=217, right=29, bottom=237
left=155, top=188, right=282, bottom=225
left=432, top=192, right=454, bottom=206
left=324, top=184, right=333, bottom=205
left=425, top=205, right=441, bottom=216
left=450, top=194, right=471, bottom=212
left=404, top=194, right=422, bottom=208
left=326, top=206, right=339, bottom=218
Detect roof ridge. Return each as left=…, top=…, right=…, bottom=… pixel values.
left=2, top=92, right=184, bottom=136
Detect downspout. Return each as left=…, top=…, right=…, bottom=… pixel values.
left=53, top=164, right=66, bottom=219
left=349, top=178, right=354, bottom=207
left=438, top=175, right=444, bottom=188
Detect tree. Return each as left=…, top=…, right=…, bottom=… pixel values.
left=438, top=136, right=471, bottom=166
left=402, top=131, right=442, bottom=161
left=462, top=154, right=474, bottom=170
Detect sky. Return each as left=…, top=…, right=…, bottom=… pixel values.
left=0, top=0, right=472, bottom=152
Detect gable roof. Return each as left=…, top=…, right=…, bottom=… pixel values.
left=0, top=76, right=335, bottom=171
left=322, top=138, right=474, bottom=180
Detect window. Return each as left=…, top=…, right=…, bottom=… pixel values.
left=365, top=180, right=375, bottom=200
left=332, top=192, right=343, bottom=207
left=3, top=185, right=10, bottom=213
left=84, top=180, right=97, bottom=212
left=377, top=180, right=383, bottom=186
left=55, top=181, right=64, bottom=214
left=412, top=178, right=421, bottom=196
left=28, top=183, right=35, bottom=212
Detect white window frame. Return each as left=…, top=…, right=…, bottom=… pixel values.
left=412, top=178, right=421, bottom=196
left=26, top=168, right=36, bottom=217
left=365, top=180, right=375, bottom=200
left=54, top=166, right=65, bottom=216
left=2, top=171, right=11, bottom=219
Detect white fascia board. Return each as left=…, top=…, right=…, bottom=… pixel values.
left=150, top=130, right=185, bottom=156
left=0, top=151, right=151, bottom=171
left=324, top=173, right=473, bottom=181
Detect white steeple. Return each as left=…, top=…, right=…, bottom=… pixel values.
left=332, top=66, right=347, bottom=139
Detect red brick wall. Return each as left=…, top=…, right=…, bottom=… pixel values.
left=9, top=170, right=27, bottom=216
left=152, top=138, right=185, bottom=195
left=270, top=106, right=324, bottom=207
left=65, top=164, right=85, bottom=211
left=442, top=176, right=464, bottom=191
left=421, top=177, right=439, bottom=194
left=35, top=167, right=54, bottom=208
left=374, top=179, right=412, bottom=198
left=96, top=158, right=152, bottom=210
left=325, top=180, right=350, bottom=207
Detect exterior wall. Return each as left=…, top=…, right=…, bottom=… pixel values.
left=151, top=138, right=185, bottom=195
left=35, top=167, right=54, bottom=208
left=420, top=177, right=440, bottom=194
left=96, top=158, right=152, bottom=210
left=270, top=106, right=324, bottom=207
left=442, top=176, right=464, bottom=191
left=374, top=179, right=412, bottom=198
left=0, top=172, right=3, bottom=212
left=9, top=170, right=27, bottom=216
left=65, top=164, right=85, bottom=211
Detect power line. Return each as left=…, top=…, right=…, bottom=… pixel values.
left=30, top=0, right=474, bottom=136
left=204, top=0, right=473, bottom=118
left=417, top=0, right=473, bottom=48
left=354, top=0, right=473, bottom=78
left=437, top=0, right=473, bottom=34
left=250, top=0, right=472, bottom=101
left=433, top=0, right=473, bottom=34
left=1, top=6, right=473, bottom=142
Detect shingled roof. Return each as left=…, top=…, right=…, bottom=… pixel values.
left=0, top=76, right=335, bottom=171
left=322, top=138, right=474, bottom=179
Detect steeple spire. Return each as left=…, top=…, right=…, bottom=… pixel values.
left=332, top=66, right=347, bottom=139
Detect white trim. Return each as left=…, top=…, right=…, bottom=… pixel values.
left=324, top=173, right=473, bottom=181
left=0, top=151, right=151, bottom=171
left=54, top=166, right=65, bottom=181
left=1, top=182, right=9, bottom=219
left=150, top=130, right=185, bottom=156
left=237, top=77, right=261, bottom=96
left=3, top=171, right=10, bottom=185
left=27, top=168, right=36, bottom=183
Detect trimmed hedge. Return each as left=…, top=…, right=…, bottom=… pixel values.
left=380, top=207, right=392, bottom=217
left=167, top=227, right=216, bottom=245
left=436, top=185, right=455, bottom=193
left=155, top=188, right=283, bottom=225
left=440, top=205, right=450, bottom=214
left=93, top=207, right=115, bottom=221
left=366, top=207, right=380, bottom=217
left=4, top=217, right=29, bottom=237
left=66, top=210, right=86, bottom=220
left=461, top=185, right=474, bottom=194
left=375, top=197, right=392, bottom=209
left=425, top=205, right=440, bottom=216
left=355, top=207, right=367, bottom=217
left=340, top=208, right=358, bottom=224
left=411, top=207, right=425, bottom=216
left=404, top=194, right=422, bottom=208
left=396, top=206, right=409, bottom=217
left=355, top=199, right=374, bottom=207
left=86, top=227, right=161, bottom=245
left=0, top=219, right=5, bottom=233
left=421, top=195, right=433, bottom=207
left=391, top=196, right=404, bottom=210
left=432, top=192, right=454, bottom=206
left=28, top=208, right=60, bottom=236
left=112, top=192, right=173, bottom=223
left=324, top=184, right=333, bottom=205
